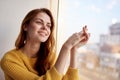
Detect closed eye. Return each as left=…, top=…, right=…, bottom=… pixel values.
left=47, top=24, right=51, bottom=28
left=35, top=21, right=43, bottom=24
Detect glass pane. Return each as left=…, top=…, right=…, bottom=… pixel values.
left=58, top=0, right=120, bottom=80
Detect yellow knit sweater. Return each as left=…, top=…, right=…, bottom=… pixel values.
left=0, top=49, right=79, bottom=80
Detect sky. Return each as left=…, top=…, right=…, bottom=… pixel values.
left=60, top=0, right=120, bottom=43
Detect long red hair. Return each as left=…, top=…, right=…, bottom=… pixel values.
left=15, top=8, right=56, bottom=76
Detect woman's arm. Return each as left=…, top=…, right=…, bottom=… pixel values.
left=55, top=33, right=83, bottom=74
left=55, top=26, right=89, bottom=75
left=1, top=58, right=62, bottom=80
left=62, top=26, right=90, bottom=80
left=69, top=26, right=90, bottom=69
left=54, top=44, right=70, bottom=75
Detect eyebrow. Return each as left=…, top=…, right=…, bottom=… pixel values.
left=34, top=18, right=51, bottom=24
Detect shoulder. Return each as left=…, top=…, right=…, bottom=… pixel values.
left=0, top=49, right=25, bottom=72
left=1, top=48, right=22, bottom=63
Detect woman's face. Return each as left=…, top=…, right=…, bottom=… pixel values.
left=25, top=12, right=51, bottom=43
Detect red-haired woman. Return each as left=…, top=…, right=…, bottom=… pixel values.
left=1, top=8, right=90, bottom=80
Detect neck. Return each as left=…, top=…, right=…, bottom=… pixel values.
left=21, top=41, right=41, bottom=58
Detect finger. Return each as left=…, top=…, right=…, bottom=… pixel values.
left=83, top=27, right=88, bottom=40
left=81, top=32, right=90, bottom=42
left=84, top=25, right=88, bottom=31
left=78, top=31, right=83, bottom=36
left=83, top=26, right=85, bottom=33
left=79, top=25, right=87, bottom=35
left=83, top=26, right=87, bottom=35
left=79, top=36, right=86, bottom=41
left=74, top=38, right=88, bottom=48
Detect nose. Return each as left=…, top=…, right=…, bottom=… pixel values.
left=41, top=23, right=47, bottom=30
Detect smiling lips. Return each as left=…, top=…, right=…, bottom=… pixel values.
left=38, top=31, right=47, bottom=36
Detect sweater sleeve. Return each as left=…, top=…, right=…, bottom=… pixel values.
left=62, top=67, right=80, bottom=80
left=1, top=59, right=62, bottom=80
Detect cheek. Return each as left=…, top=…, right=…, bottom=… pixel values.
left=27, top=26, right=38, bottom=37
left=48, top=29, right=51, bottom=36
left=27, top=29, right=34, bottom=38
left=29, top=23, right=40, bottom=32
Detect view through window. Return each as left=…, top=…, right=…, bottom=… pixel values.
left=57, top=0, right=120, bottom=80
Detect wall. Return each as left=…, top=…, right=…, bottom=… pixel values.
left=0, top=0, right=58, bottom=80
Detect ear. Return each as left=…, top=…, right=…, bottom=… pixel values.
left=23, top=24, right=28, bottom=31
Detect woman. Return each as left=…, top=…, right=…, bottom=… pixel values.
left=0, top=8, right=90, bottom=80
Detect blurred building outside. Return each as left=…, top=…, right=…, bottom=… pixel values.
left=78, top=22, right=120, bottom=80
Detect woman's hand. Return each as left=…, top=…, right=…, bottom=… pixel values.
left=71, top=25, right=90, bottom=51
left=69, top=25, right=90, bottom=68
left=55, top=25, right=90, bottom=73
left=63, top=27, right=88, bottom=50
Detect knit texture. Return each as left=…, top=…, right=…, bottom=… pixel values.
left=0, top=49, right=79, bottom=80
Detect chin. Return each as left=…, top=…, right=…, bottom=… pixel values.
left=41, top=40, right=47, bottom=42
left=40, top=39, right=48, bottom=42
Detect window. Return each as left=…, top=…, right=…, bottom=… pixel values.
left=57, top=0, right=120, bottom=80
